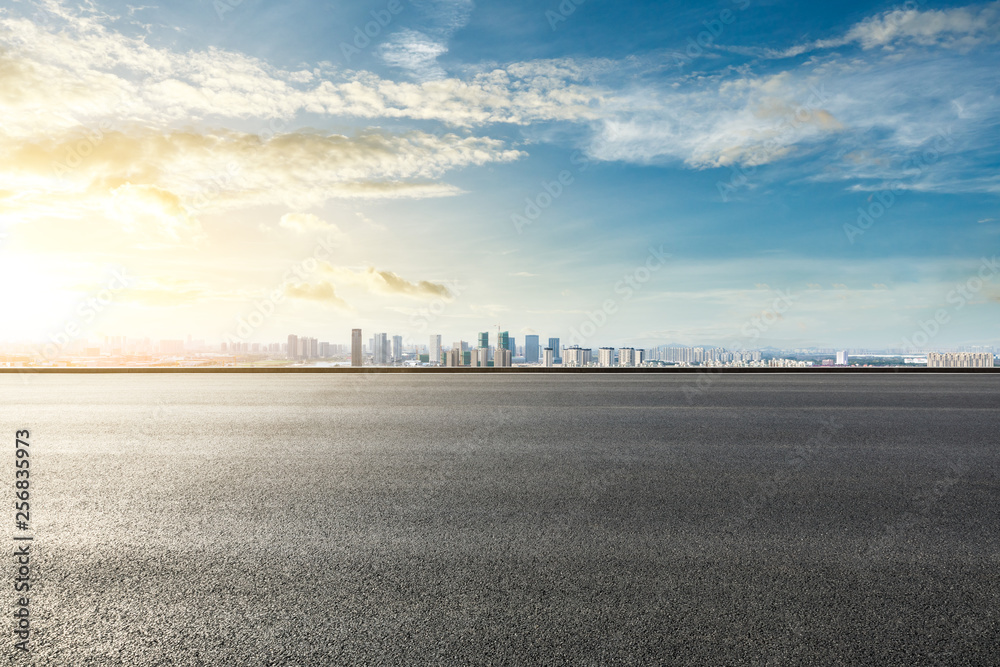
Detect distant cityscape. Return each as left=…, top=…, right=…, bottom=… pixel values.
left=1, top=330, right=997, bottom=369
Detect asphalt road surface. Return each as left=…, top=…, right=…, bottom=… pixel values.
left=5, top=373, right=999, bottom=665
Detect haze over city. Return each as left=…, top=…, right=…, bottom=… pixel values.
left=1, top=0, right=999, bottom=350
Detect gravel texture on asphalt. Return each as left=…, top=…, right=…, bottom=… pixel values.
left=4, top=373, right=999, bottom=665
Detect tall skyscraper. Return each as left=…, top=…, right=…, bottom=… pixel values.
left=499, top=331, right=510, bottom=351
left=494, top=347, right=512, bottom=367
left=543, top=347, right=554, bottom=367
left=429, top=335, right=442, bottom=364
left=392, top=335, right=403, bottom=363
left=548, top=337, right=561, bottom=364
left=351, top=329, right=362, bottom=367
left=287, top=334, right=298, bottom=360
left=599, top=347, right=615, bottom=367
left=373, top=333, right=388, bottom=365
left=525, top=335, right=540, bottom=364
left=478, top=332, right=489, bottom=349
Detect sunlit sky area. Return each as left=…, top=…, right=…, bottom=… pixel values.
left=1, top=0, right=998, bottom=349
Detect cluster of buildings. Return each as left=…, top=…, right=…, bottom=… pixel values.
left=2, top=331, right=997, bottom=369
left=927, top=352, right=995, bottom=368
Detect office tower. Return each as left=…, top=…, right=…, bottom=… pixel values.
left=287, top=334, right=298, bottom=360
left=836, top=350, right=848, bottom=365
left=599, top=348, right=615, bottom=367
left=509, top=337, right=516, bottom=355
left=495, top=347, right=512, bottom=367
left=619, top=348, right=637, bottom=367
left=373, top=333, right=388, bottom=365
left=392, top=335, right=403, bottom=363
left=548, top=338, right=561, bottom=364
left=544, top=348, right=554, bottom=367
left=478, top=332, right=489, bottom=349
left=499, top=331, right=510, bottom=352
left=525, top=335, right=540, bottom=364
left=351, top=329, right=362, bottom=367
left=927, top=352, right=994, bottom=368
left=429, top=335, right=442, bottom=364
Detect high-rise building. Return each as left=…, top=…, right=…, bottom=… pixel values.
left=429, top=335, right=442, bottom=364
left=525, top=335, right=540, bottom=364
left=445, top=345, right=464, bottom=367
left=478, top=332, right=489, bottom=349
left=287, top=334, right=298, bottom=360
left=619, top=348, right=637, bottom=367
left=392, top=335, right=403, bottom=363
left=565, top=346, right=590, bottom=367
left=471, top=348, right=489, bottom=367
left=543, top=348, right=554, bottom=367
left=499, top=331, right=510, bottom=352
left=494, top=347, right=512, bottom=368
left=599, top=347, right=615, bottom=367
left=372, top=333, right=388, bottom=365
left=548, top=338, right=561, bottom=364
left=836, top=350, right=849, bottom=365
left=351, top=329, right=362, bottom=367
left=927, top=352, right=994, bottom=368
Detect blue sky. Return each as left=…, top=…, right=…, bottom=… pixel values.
left=0, top=0, right=998, bottom=350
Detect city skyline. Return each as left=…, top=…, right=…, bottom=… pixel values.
left=1, top=1, right=999, bottom=349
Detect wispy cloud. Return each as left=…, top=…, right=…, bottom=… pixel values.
left=321, top=263, right=455, bottom=300
left=284, top=281, right=349, bottom=308
left=723, top=1, right=1000, bottom=59
left=379, top=0, right=475, bottom=80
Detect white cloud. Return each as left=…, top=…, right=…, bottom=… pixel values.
left=278, top=213, right=346, bottom=238
left=322, top=263, right=456, bottom=300
left=729, top=1, right=1000, bottom=59
left=0, top=127, right=524, bottom=241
